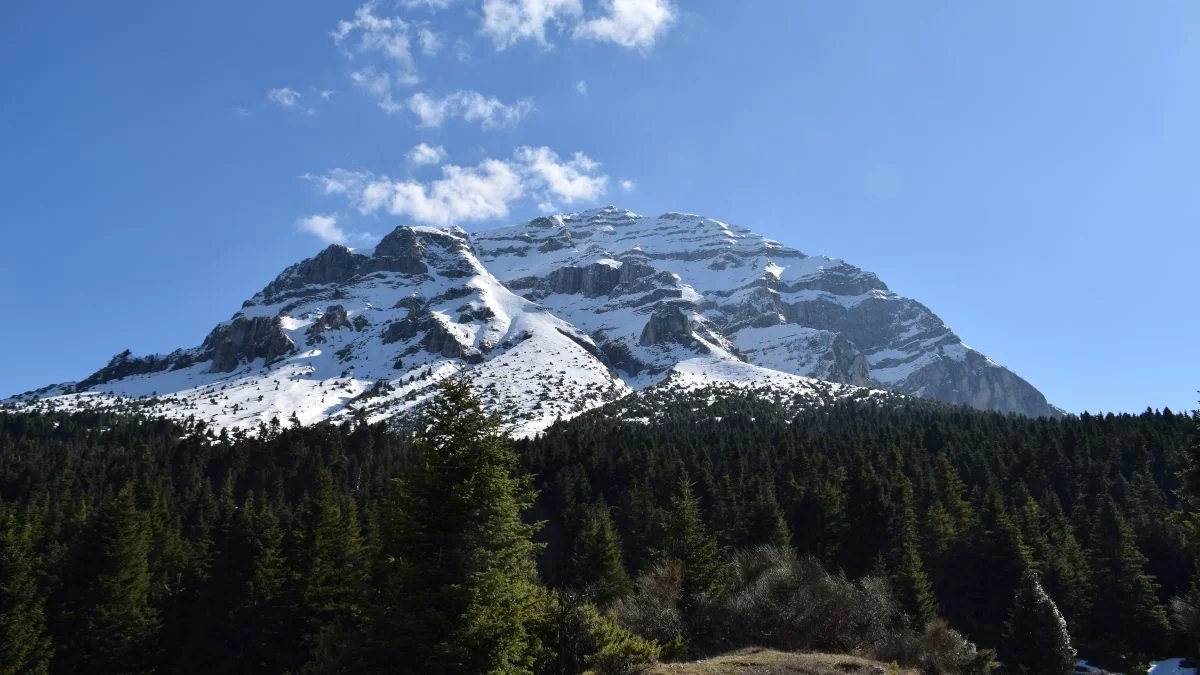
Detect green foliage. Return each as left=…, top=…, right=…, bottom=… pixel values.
left=1084, top=496, right=1171, bottom=669
left=538, top=591, right=659, bottom=675
left=72, top=484, right=161, bottom=674
left=372, top=378, right=549, bottom=674
left=0, top=512, right=52, bottom=675
left=0, top=390, right=1194, bottom=672
left=572, top=500, right=634, bottom=606
left=1001, top=570, right=1075, bottom=675
left=886, top=474, right=936, bottom=627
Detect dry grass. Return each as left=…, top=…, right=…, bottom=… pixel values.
left=643, top=647, right=919, bottom=675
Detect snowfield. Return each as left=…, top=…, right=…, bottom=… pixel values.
left=3, top=206, right=1057, bottom=435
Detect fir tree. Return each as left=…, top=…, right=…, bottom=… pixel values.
left=372, top=378, right=548, bottom=674
left=75, top=485, right=161, bottom=674
left=887, top=474, right=936, bottom=626
left=0, top=513, right=52, bottom=675
left=1085, top=496, right=1170, bottom=668
left=571, top=500, right=634, bottom=606
left=1001, top=570, right=1076, bottom=675
left=663, top=474, right=726, bottom=602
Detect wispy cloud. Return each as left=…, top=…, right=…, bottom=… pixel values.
left=266, top=87, right=302, bottom=108
left=333, top=2, right=419, bottom=85
left=575, top=80, right=587, bottom=95
left=407, top=90, right=534, bottom=129
left=619, top=178, right=635, bottom=192
left=296, top=214, right=347, bottom=245
left=305, top=146, right=608, bottom=226
left=574, top=0, right=676, bottom=51
left=319, top=89, right=335, bottom=100
left=296, top=213, right=377, bottom=246
left=407, top=143, right=448, bottom=166
left=481, top=0, right=583, bottom=50
left=479, top=0, right=675, bottom=52
left=417, top=27, right=443, bottom=55
left=401, top=0, right=457, bottom=8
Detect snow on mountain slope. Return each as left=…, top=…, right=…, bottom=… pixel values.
left=3, top=206, right=1058, bottom=436
left=473, top=207, right=1058, bottom=417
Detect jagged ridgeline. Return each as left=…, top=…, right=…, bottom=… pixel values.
left=0, top=389, right=1192, bottom=673
left=6, top=207, right=1058, bottom=437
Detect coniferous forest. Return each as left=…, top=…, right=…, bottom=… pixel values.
left=1, top=382, right=1198, bottom=674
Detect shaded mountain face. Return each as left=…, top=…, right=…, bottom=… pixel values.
left=5, top=207, right=1057, bottom=436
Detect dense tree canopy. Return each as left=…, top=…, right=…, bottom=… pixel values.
left=0, top=389, right=1194, bottom=672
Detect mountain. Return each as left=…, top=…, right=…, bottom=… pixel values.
left=3, top=207, right=1058, bottom=436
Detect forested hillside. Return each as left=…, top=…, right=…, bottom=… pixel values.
left=0, top=385, right=1196, bottom=673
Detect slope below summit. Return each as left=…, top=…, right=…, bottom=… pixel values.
left=4, top=207, right=1058, bottom=435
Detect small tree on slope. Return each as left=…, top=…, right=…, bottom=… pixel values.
left=1001, top=570, right=1075, bottom=675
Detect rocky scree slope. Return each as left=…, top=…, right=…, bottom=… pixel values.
left=4, top=207, right=1057, bottom=436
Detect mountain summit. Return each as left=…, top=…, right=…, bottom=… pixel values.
left=6, top=207, right=1058, bottom=435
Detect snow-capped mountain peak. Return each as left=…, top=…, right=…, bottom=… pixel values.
left=5, top=208, right=1058, bottom=436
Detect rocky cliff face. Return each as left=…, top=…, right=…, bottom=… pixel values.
left=7, top=207, right=1059, bottom=436
left=472, top=207, right=1058, bottom=417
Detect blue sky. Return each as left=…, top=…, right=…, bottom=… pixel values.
left=1, top=0, right=1197, bottom=414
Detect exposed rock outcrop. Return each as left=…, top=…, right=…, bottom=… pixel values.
left=204, top=316, right=295, bottom=373
left=639, top=307, right=695, bottom=347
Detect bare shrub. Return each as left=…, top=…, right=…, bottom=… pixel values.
left=695, top=545, right=899, bottom=653
left=872, top=619, right=997, bottom=675
left=610, top=559, right=687, bottom=658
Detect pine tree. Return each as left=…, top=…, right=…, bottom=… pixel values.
left=1085, top=496, right=1170, bottom=668
left=371, top=378, right=549, bottom=674
left=956, top=490, right=1030, bottom=644
left=0, top=513, right=52, bottom=675
left=1001, top=570, right=1076, bottom=675
left=663, top=474, right=726, bottom=602
left=75, top=485, right=161, bottom=674
left=887, top=474, right=936, bottom=627
left=571, top=500, right=634, bottom=606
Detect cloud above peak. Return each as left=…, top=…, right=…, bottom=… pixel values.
left=333, top=2, right=419, bottom=85
left=407, top=90, right=534, bottom=129
left=266, top=87, right=302, bottom=108
left=407, top=143, right=448, bottom=165
left=482, top=0, right=583, bottom=50
left=305, top=146, right=608, bottom=226
left=480, top=0, right=675, bottom=51
left=574, top=0, right=676, bottom=51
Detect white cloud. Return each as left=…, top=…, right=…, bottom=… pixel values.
left=417, top=28, right=443, bottom=55
left=481, top=0, right=583, bottom=50
left=401, top=0, right=456, bottom=8
left=407, top=90, right=534, bottom=129
left=575, top=80, right=587, bottom=94
left=266, top=87, right=302, bottom=108
left=454, top=38, right=471, bottom=61
left=333, top=2, right=419, bottom=85
left=574, top=0, right=676, bottom=51
left=319, top=89, right=335, bottom=100
left=234, top=106, right=251, bottom=116
left=619, top=178, right=635, bottom=192
left=306, top=146, right=607, bottom=226
left=350, top=68, right=405, bottom=114
left=516, top=146, right=608, bottom=203
left=297, top=214, right=348, bottom=245
left=407, top=143, right=448, bottom=166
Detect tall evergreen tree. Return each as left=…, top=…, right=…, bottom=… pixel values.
left=0, top=513, right=52, bottom=675
left=1000, top=570, right=1076, bottom=675
left=571, top=500, right=634, bottom=606
left=1085, top=496, right=1171, bottom=668
left=887, top=474, right=937, bottom=626
left=74, top=485, right=161, bottom=675
left=663, top=474, right=726, bottom=603
left=371, top=378, right=548, bottom=674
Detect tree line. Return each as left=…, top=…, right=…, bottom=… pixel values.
left=0, top=383, right=1196, bottom=673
